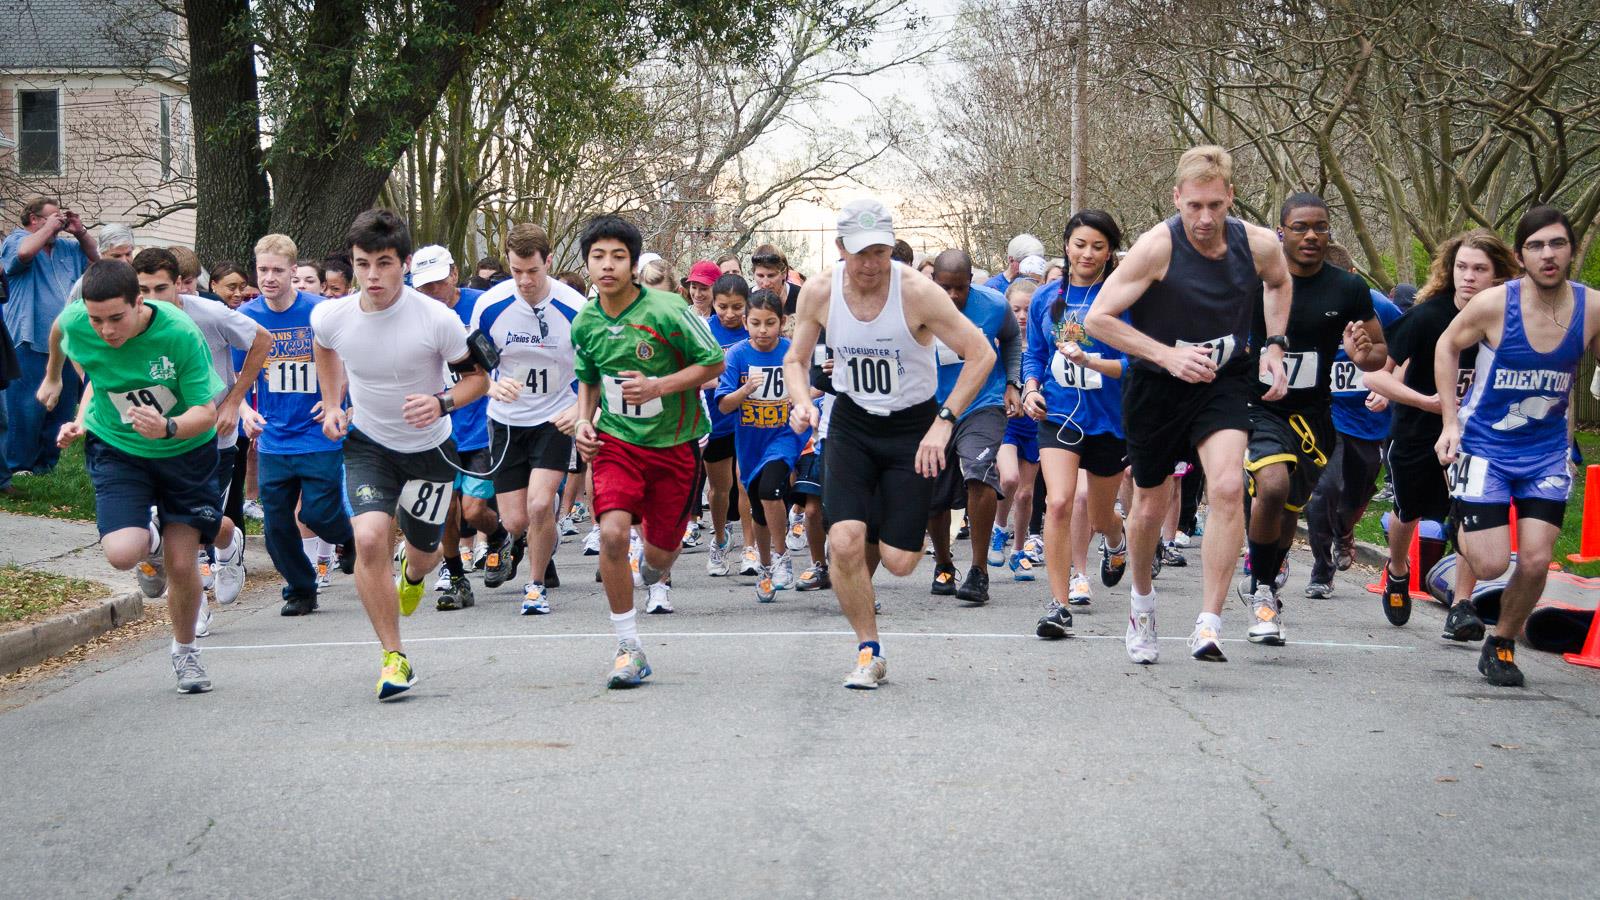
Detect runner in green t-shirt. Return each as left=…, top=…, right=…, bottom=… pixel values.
left=570, top=215, right=725, bottom=688
left=57, top=260, right=226, bottom=694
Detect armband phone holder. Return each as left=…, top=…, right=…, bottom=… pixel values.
left=462, top=329, right=501, bottom=373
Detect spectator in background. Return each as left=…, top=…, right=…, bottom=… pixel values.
left=1, top=196, right=97, bottom=475
left=639, top=257, right=676, bottom=292
left=322, top=253, right=353, bottom=297
left=984, top=232, right=1045, bottom=293
left=469, top=255, right=503, bottom=290
left=0, top=268, right=18, bottom=494
left=556, top=271, right=588, bottom=296
left=1018, top=254, right=1049, bottom=284
left=170, top=246, right=203, bottom=295
left=1390, top=282, right=1417, bottom=312
left=686, top=260, right=721, bottom=317
left=291, top=259, right=324, bottom=295
left=210, top=261, right=251, bottom=310
left=891, top=239, right=915, bottom=265
left=750, top=244, right=801, bottom=315
left=67, top=224, right=134, bottom=303
left=717, top=252, right=742, bottom=275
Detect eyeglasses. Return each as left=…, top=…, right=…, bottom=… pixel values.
left=1284, top=223, right=1331, bottom=235
left=1522, top=238, right=1570, bottom=253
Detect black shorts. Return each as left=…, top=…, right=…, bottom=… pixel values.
left=793, top=445, right=823, bottom=497
left=1123, top=362, right=1254, bottom=489
left=84, top=433, right=222, bottom=544
left=1037, top=421, right=1128, bottom=479
left=703, top=432, right=736, bottom=464
left=489, top=420, right=574, bottom=494
left=213, top=444, right=239, bottom=512
left=225, top=435, right=250, bottom=526
left=746, top=459, right=793, bottom=526
left=1246, top=405, right=1334, bottom=512
left=823, top=395, right=937, bottom=552
left=929, top=405, right=1007, bottom=511
left=343, top=428, right=460, bottom=552
left=1386, top=442, right=1450, bottom=524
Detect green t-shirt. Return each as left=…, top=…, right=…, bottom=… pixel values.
left=60, top=300, right=225, bottom=458
left=572, top=286, right=725, bottom=447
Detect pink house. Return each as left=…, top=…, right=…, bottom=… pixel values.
left=0, top=0, right=195, bottom=247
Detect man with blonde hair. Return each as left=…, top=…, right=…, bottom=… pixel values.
left=1086, top=145, right=1294, bottom=664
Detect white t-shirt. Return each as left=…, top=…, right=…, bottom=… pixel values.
left=175, top=294, right=258, bottom=450
left=312, top=287, right=470, bottom=453
left=469, top=277, right=586, bottom=427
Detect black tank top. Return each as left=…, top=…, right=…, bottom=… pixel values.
left=1129, top=215, right=1263, bottom=373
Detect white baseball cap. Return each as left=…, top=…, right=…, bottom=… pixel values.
left=410, top=244, right=454, bottom=287
left=1007, top=233, right=1046, bottom=262
left=636, top=251, right=663, bottom=272
left=837, top=199, right=896, bottom=254
left=1019, top=254, right=1049, bottom=280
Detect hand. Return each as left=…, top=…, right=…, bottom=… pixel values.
left=215, top=400, right=240, bottom=439
left=309, top=399, right=326, bottom=423
left=789, top=399, right=819, bottom=434
left=821, top=358, right=835, bottom=377
left=1003, top=384, right=1021, bottom=417
left=56, top=421, right=84, bottom=448
left=1059, top=340, right=1086, bottom=364
left=1435, top=422, right=1461, bottom=465
left=574, top=420, right=602, bottom=460
left=1023, top=388, right=1048, bottom=421
left=129, top=406, right=168, bottom=440
left=488, top=376, right=521, bottom=404
left=916, top=420, right=953, bottom=478
left=1161, top=345, right=1218, bottom=383
left=1342, top=321, right=1373, bottom=360
left=402, top=393, right=443, bottom=429
left=44, top=210, right=68, bottom=235
left=550, top=401, right=580, bottom=435
left=240, top=405, right=266, bottom=439
left=35, top=376, right=62, bottom=412
left=616, top=371, right=660, bottom=406
left=1259, top=347, right=1288, bottom=401
left=63, top=210, right=85, bottom=237
left=1363, top=392, right=1388, bottom=413
left=322, top=406, right=350, bottom=441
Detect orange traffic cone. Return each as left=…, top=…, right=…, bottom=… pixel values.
left=1365, top=530, right=1430, bottom=600
left=1563, top=606, right=1600, bottom=669
left=1566, top=465, right=1600, bottom=564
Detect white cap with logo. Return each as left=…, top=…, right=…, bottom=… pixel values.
left=1019, top=254, right=1049, bottom=281
left=837, top=199, right=896, bottom=254
left=410, top=244, right=454, bottom=288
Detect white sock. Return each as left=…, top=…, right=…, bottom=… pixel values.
left=148, top=521, right=162, bottom=557
left=610, top=609, right=639, bottom=645
left=1197, top=612, right=1222, bottom=632
left=302, top=537, right=320, bottom=566
left=171, top=639, right=197, bottom=655
left=1130, top=589, right=1156, bottom=614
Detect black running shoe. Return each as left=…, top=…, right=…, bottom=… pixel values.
left=955, top=565, right=989, bottom=605
left=1160, top=542, right=1187, bottom=567
left=280, top=593, right=317, bottom=616
left=931, top=563, right=958, bottom=596
left=1304, top=582, right=1333, bottom=599
left=956, top=514, right=970, bottom=541
left=436, top=576, right=475, bottom=611
left=1151, top=549, right=1164, bottom=580
left=336, top=542, right=357, bottom=575
left=1381, top=566, right=1411, bottom=626
left=1443, top=601, right=1486, bottom=642
left=1100, top=539, right=1128, bottom=587
left=484, top=533, right=515, bottom=588
left=544, top=557, right=560, bottom=589
left=1035, top=600, right=1073, bottom=639
left=1478, top=636, right=1525, bottom=687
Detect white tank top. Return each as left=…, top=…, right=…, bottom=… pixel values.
left=826, top=262, right=937, bottom=414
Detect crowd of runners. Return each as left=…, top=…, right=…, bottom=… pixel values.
left=21, top=144, right=1599, bottom=699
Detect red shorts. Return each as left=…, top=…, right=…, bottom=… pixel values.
left=591, top=433, right=704, bottom=551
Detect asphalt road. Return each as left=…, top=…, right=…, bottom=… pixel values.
left=2, top=525, right=1597, bottom=899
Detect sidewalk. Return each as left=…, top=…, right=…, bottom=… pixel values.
left=0, top=511, right=126, bottom=590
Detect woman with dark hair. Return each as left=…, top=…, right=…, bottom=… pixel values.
left=1021, top=210, right=1132, bottom=638
left=209, top=260, right=251, bottom=309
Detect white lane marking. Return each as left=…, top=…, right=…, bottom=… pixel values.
left=202, top=631, right=1415, bottom=652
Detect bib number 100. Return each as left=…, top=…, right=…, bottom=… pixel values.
left=845, top=356, right=895, bottom=395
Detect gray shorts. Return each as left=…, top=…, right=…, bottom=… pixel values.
left=343, top=428, right=461, bottom=552
left=930, top=405, right=1007, bottom=511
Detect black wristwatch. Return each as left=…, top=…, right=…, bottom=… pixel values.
left=163, top=416, right=178, bottom=439
left=937, top=405, right=957, bottom=424
left=1264, top=335, right=1290, bottom=352
left=436, top=392, right=456, bottom=415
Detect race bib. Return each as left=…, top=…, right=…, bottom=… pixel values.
left=1447, top=452, right=1490, bottom=499
left=1176, top=335, right=1237, bottom=368
left=1051, top=352, right=1104, bottom=390
left=746, top=365, right=786, bottom=402
left=109, top=385, right=177, bottom=424
left=812, top=345, right=830, bottom=367
left=1329, top=360, right=1366, bottom=394
left=604, top=375, right=664, bottom=419
left=501, top=363, right=551, bottom=395
left=267, top=359, right=317, bottom=394
left=398, top=478, right=453, bottom=525
left=1261, top=350, right=1319, bottom=390
left=1456, top=369, right=1475, bottom=402
left=933, top=338, right=963, bottom=367
left=839, top=354, right=900, bottom=397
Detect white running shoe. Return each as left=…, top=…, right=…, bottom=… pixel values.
left=242, top=499, right=264, bottom=521
left=194, top=595, right=213, bottom=638
left=172, top=647, right=211, bottom=693
left=570, top=500, right=590, bottom=523
left=1023, top=534, right=1045, bottom=564
left=707, top=540, right=730, bottom=576
left=1068, top=571, right=1091, bottom=605
left=843, top=648, right=887, bottom=689
left=1172, top=531, right=1192, bottom=548
left=682, top=520, right=704, bottom=550
left=739, top=545, right=761, bottom=576
left=197, top=550, right=215, bottom=592
left=1246, top=585, right=1285, bottom=645
left=1188, top=622, right=1228, bottom=662
left=772, top=554, right=796, bottom=590
left=646, top=582, right=674, bottom=614
left=582, top=525, right=601, bottom=556
left=785, top=520, right=807, bottom=554
left=1126, top=608, right=1159, bottom=664
left=471, top=536, right=489, bottom=569
left=214, top=529, right=245, bottom=606
left=392, top=538, right=405, bottom=562
left=629, top=538, right=644, bottom=588
left=756, top=567, right=777, bottom=603
left=433, top=564, right=452, bottom=592
left=521, top=582, right=550, bottom=615
left=558, top=514, right=579, bottom=537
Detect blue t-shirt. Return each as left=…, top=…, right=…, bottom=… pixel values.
left=443, top=287, right=489, bottom=451
left=1330, top=291, right=1403, bottom=441
left=715, top=338, right=809, bottom=489
left=1, top=229, right=88, bottom=349
left=1022, top=279, right=1127, bottom=438
left=237, top=291, right=342, bottom=455
left=983, top=272, right=1011, bottom=295
left=705, top=315, right=749, bottom=438
left=934, top=284, right=1012, bottom=418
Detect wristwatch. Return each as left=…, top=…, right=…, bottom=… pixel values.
left=436, top=392, right=456, bottom=416
left=937, top=406, right=957, bottom=424
left=1264, top=335, right=1290, bottom=352
left=163, top=417, right=178, bottom=439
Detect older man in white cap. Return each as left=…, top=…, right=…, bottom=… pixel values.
left=784, top=198, right=996, bottom=690
left=984, top=233, right=1047, bottom=294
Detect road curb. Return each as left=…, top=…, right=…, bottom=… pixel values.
left=1294, top=522, right=1389, bottom=570
left=0, top=590, right=144, bottom=676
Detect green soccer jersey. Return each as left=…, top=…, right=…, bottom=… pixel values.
left=60, top=299, right=225, bottom=458
left=573, top=285, right=725, bottom=447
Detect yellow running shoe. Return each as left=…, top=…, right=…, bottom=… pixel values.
left=377, top=650, right=416, bottom=700
left=396, top=557, right=425, bottom=617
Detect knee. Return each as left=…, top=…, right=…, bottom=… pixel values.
left=353, top=521, right=389, bottom=558
left=830, top=528, right=865, bottom=565
left=1045, top=492, right=1072, bottom=521
left=103, top=543, right=144, bottom=571
left=1207, top=471, right=1245, bottom=506
left=1514, top=543, right=1551, bottom=575
left=881, top=549, right=918, bottom=578
left=599, top=518, right=632, bottom=556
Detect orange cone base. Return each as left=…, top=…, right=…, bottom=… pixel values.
left=1562, top=652, right=1600, bottom=669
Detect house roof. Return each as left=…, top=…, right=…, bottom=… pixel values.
left=0, top=0, right=185, bottom=75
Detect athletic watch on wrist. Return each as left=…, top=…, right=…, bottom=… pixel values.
left=436, top=392, right=456, bottom=416
left=937, top=406, right=957, bottom=424
left=163, top=417, right=178, bottom=439
left=1264, top=335, right=1290, bottom=353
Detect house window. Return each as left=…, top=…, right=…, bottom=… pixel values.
left=18, top=89, right=61, bottom=175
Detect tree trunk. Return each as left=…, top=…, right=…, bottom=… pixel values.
left=185, top=0, right=269, bottom=265
left=267, top=152, right=396, bottom=259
